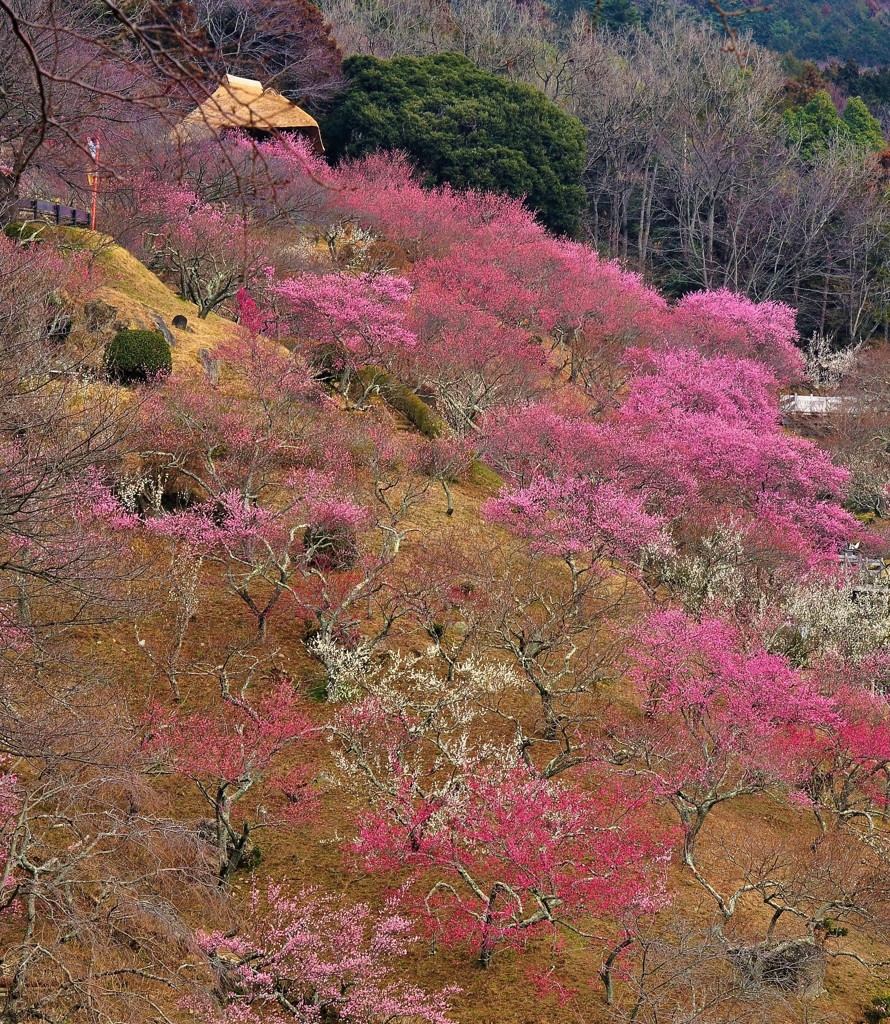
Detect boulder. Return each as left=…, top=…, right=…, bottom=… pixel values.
left=151, top=312, right=175, bottom=348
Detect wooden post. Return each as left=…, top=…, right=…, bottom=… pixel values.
left=88, top=137, right=100, bottom=231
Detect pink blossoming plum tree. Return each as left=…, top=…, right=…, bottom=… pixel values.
left=145, top=677, right=314, bottom=881
left=407, top=284, right=545, bottom=433
left=597, top=346, right=859, bottom=583
left=480, top=401, right=602, bottom=488
left=141, top=181, right=274, bottom=318
left=194, top=882, right=454, bottom=1024
left=614, top=610, right=838, bottom=920
left=272, top=271, right=416, bottom=406
left=357, top=763, right=668, bottom=970
left=668, top=289, right=804, bottom=386
left=335, top=664, right=671, bottom=973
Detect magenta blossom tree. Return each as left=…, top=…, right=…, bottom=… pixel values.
left=335, top=678, right=671, bottom=972
left=485, top=476, right=667, bottom=566
left=355, top=760, right=669, bottom=970
left=480, top=401, right=602, bottom=488
left=668, top=288, right=804, bottom=387
left=595, top=345, right=859, bottom=579
left=144, top=678, right=315, bottom=881
left=797, top=678, right=890, bottom=831
left=407, top=279, right=546, bottom=434
left=271, top=272, right=416, bottom=405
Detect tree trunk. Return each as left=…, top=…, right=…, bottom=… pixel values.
left=601, top=937, right=634, bottom=1005
left=478, top=888, right=500, bottom=969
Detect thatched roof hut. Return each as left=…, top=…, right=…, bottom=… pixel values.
left=173, top=75, right=324, bottom=154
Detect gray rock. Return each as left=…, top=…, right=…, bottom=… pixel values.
left=151, top=313, right=175, bottom=348
left=84, top=298, right=118, bottom=333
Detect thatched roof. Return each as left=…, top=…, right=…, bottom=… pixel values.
left=172, top=75, right=324, bottom=153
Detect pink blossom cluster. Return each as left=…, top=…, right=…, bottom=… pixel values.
left=626, top=609, right=890, bottom=815
left=194, top=882, right=455, bottom=1024
left=228, top=143, right=849, bottom=575
left=0, top=764, right=20, bottom=907
left=484, top=476, right=668, bottom=561
left=144, top=677, right=314, bottom=824
left=272, top=272, right=416, bottom=369
left=670, top=288, right=804, bottom=386
left=350, top=750, right=671, bottom=960
left=143, top=490, right=275, bottom=550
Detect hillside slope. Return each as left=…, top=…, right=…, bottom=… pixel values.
left=717, top=0, right=890, bottom=63
left=4, top=148, right=890, bottom=1024
left=64, top=250, right=886, bottom=1024
left=564, top=0, right=890, bottom=64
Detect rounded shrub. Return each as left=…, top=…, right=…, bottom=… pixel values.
left=324, top=53, right=588, bottom=234
left=104, top=328, right=171, bottom=384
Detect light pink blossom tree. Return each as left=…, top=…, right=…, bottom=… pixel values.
left=194, top=882, right=455, bottom=1024
left=141, top=181, right=273, bottom=318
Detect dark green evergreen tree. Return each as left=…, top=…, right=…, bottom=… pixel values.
left=322, top=53, right=587, bottom=235
left=843, top=96, right=885, bottom=152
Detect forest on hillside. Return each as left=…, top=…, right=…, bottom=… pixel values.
left=314, top=2, right=890, bottom=347
left=693, top=0, right=890, bottom=66
left=3, top=1, right=890, bottom=1024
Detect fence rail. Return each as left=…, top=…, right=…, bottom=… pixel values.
left=15, top=198, right=90, bottom=228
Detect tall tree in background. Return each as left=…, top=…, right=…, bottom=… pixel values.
left=189, top=0, right=344, bottom=107
left=785, top=90, right=885, bottom=159
left=322, top=53, right=588, bottom=234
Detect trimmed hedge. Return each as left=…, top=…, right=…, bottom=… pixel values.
left=104, top=328, right=171, bottom=384
left=358, top=366, right=445, bottom=438
left=468, top=459, right=504, bottom=492
left=4, top=222, right=45, bottom=245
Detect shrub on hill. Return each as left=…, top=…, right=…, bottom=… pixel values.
left=322, top=53, right=587, bottom=235
left=104, top=328, right=171, bottom=384
left=3, top=222, right=44, bottom=245
left=358, top=366, right=444, bottom=437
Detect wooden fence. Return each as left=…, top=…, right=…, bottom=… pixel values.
left=15, top=198, right=89, bottom=228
